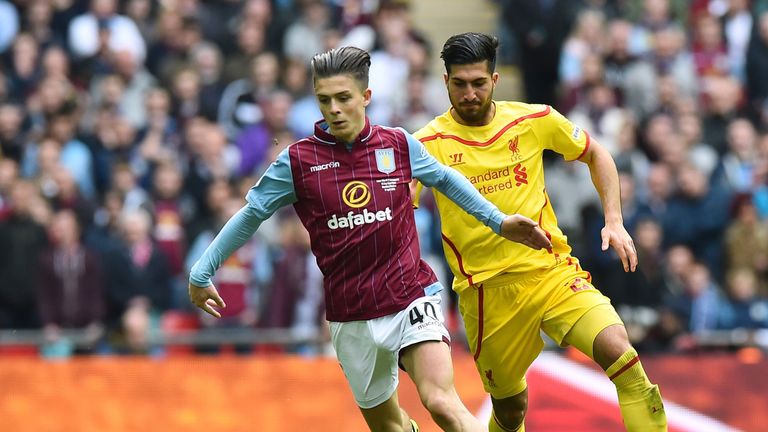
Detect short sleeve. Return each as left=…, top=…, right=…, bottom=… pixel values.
left=539, top=106, right=591, bottom=161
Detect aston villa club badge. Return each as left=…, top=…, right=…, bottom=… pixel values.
left=375, top=148, right=396, bottom=174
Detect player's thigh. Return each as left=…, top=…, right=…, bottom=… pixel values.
left=458, top=283, right=544, bottom=399
left=540, top=267, right=623, bottom=356
left=329, top=320, right=400, bottom=410
left=400, top=340, right=457, bottom=400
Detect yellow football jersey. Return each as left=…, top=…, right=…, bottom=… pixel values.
left=414, top=101, right=592, bottom=292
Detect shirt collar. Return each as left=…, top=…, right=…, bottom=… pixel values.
left=312, top=117, right=373, bottom=146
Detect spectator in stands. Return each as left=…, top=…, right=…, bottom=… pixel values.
left=0, top=103, right=26, bottom=162
left=6, top=33, right=42, bottom=103
left=746, top=10, right=768, bottom=128
left=222, top=17, right=267, bottom=83
left=567, top=82, right=629, bottom=156
left=623, top=26, right=697, bottom=118
left=184, top=122, right=239, bottom=211
left=283, top=0, right=330, bottom=63
left=663, top=162, right=732, bottom=279
left=724, top=193, right=768, bottom=294
left=24, top=111, right=97, bottom=199
left=602, top=18, right=637, bottom=102
left=68, top=0, right=146, bottom=64
left=715, top=117, right=759, bottom=193
left=38, top=209, right=105, bottom=351
left=149, top=161, right=196, bottom=305
left=640, top=162, right=674, bottom=222
left=502, top=0, right=581, bottom=105
left=722, top=0, right=753, bottom=83
left=691, top=13, right=730, bottom=80
left=235, top=89, right=292, bottom=177
left=559, top=9, right=606, bottom=87
left=676, top=112, right=719, bottom=178
left=700, top=75, right=743, bottom=156
left=613, top=117, right=651, bottom=189
left=218, top=51, right=281, bottom=139
left=0, top=0, right=19, bottom=54
left=258, top=212, right=312, bottom=331
left=188, top=42, right=225, bottom=121
left=664, top=262, right=723, bottom=349
left=627, top=217, right=668, bottom=307
left=753, top=133, right=768, bottom=219
left=25, top=0, right=62, bottom=49
left=0, top=180, right=48, bottom=329
left=718, top=268, right=768, bottom=329
left=133, top=88, right=180, bottom=183
left=0, top=158, right=18, bottom=219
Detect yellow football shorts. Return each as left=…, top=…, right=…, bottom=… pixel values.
left=457, top=256, right=623, bottom=399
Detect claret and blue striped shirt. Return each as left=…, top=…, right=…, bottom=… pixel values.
left=190, top=118, right=505, bottom=322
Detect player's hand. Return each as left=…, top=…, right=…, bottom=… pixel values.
left=188, top=282, right=226, bottom=318
left=500, top=214, right=552, bottom=251
left=601, top=221, right=638, bottom=272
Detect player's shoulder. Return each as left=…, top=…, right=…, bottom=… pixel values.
left=495, top=101, right=552, bottom=122
left=412, top=110, right=453, bottom=143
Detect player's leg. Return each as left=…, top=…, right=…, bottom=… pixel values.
left=359, top=392, right=416, bottom=432
left=488, top=388, right=527, bottom=432
left=400, top=340, right=485, bottom=431
left=329, top=320, right=414, bottom=432
left=541, top=261, right=666, bottom=430
left=458, top=277, right=547, bottom=432
left=564, top=305, right=667, bottom=431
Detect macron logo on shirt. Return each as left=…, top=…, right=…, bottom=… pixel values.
left=310, top=161, right=340, bottom=172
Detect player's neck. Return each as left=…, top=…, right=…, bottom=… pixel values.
left=451, top=101, right=496, bottom=127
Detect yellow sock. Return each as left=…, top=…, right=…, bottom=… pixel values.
left=488, top=410, right=525, bottom=432
left=606, top=348, right=667, bottom=431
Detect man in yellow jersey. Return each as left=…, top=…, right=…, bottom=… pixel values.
left=412, top=32, right=667, bottom=432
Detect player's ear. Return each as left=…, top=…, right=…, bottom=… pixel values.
left=443, top=72, right=449, bottom=86
left=363, top=88, right=372, bottom=107
left=492, top=72, right=499, bottom=85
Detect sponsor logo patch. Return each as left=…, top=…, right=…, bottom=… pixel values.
left=342, top=181, right=370, bottom=209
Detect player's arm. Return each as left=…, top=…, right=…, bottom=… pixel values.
left=541, top=105, right=638, bottom=273
left=188, top=148, right=298, bottom=317
left=577, top=139, right=637, bottom=272
left=403, top=130, right=551, bottom=250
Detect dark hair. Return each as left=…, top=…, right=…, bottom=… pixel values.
left=311, top=46, right=371, bottom=89
left=440, top=32, right=499, bottom=74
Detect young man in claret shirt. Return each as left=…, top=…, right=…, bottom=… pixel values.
left=188, top=46, right=550, bottom=432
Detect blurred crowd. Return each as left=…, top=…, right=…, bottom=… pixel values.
left=0, top=0, right=767, bottom=358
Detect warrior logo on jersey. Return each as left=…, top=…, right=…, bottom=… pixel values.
left=342, top=181, right=371, bottom=209
left=508, top=136, right=521, bottom=161
left=375, top=148, right=396, bottom=174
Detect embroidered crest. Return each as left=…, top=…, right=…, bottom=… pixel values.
left=375, top=148, right=396, bottom=174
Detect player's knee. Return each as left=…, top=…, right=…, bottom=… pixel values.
left=492, top=390, right=528, bottom=430
left=593, top=324, right=632, bottom=369
left=419, top=389, right=455, bottom=422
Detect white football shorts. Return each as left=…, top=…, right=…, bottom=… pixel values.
left=329, top=294, right=450, bottom=409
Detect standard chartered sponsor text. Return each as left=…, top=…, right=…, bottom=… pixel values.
left=327, top=207, right=393, bottom=229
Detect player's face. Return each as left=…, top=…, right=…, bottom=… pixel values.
left=445, top=62, right=498, bottom=126
left=314, top=74, right=371, bottom=143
